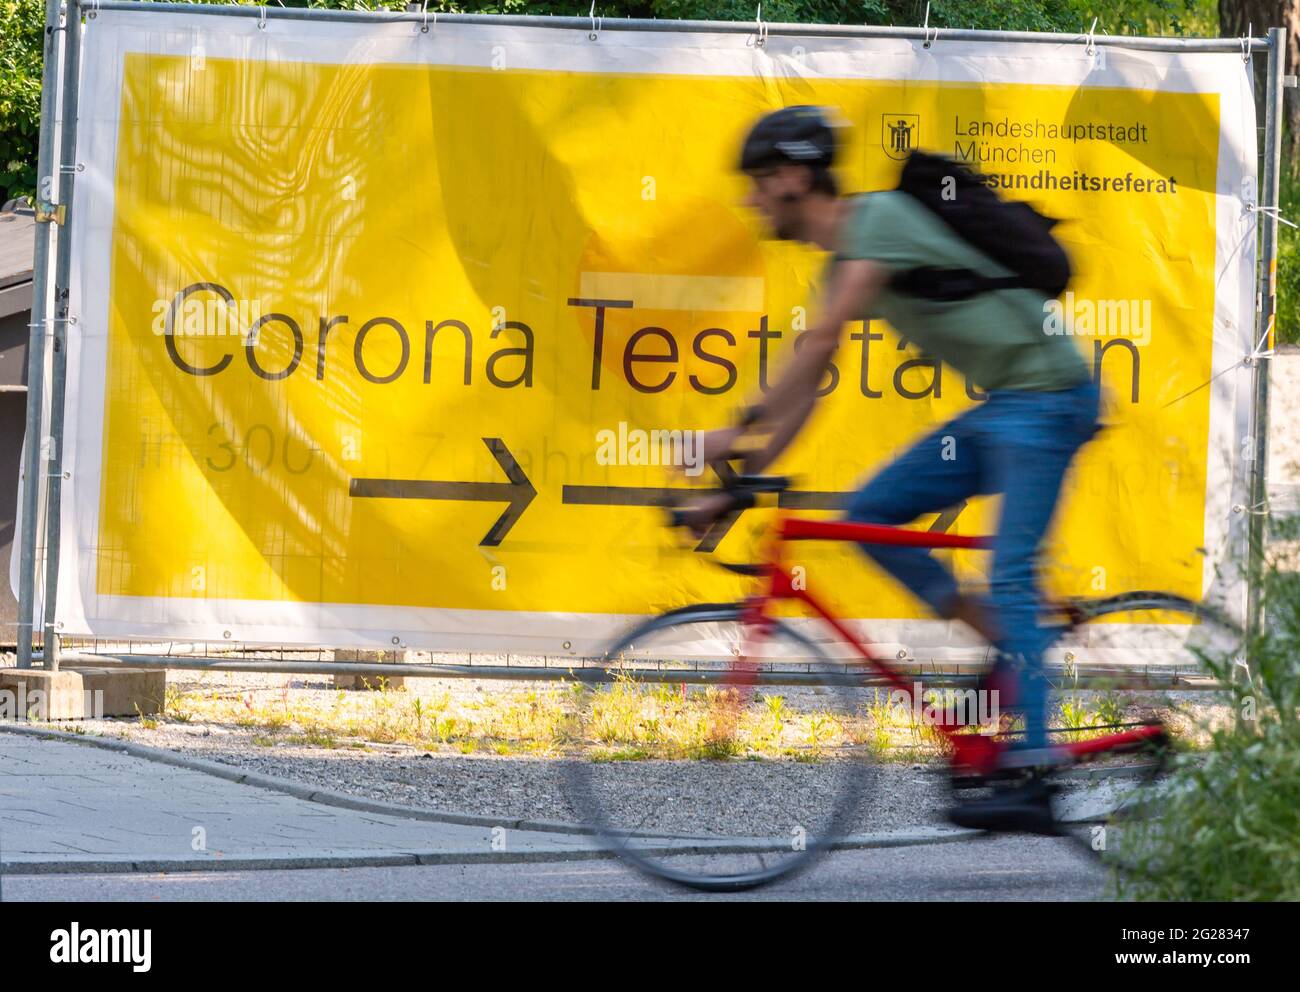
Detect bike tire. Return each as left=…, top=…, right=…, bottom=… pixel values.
left=1047, top=591, right=1243, bottom=874
left=562, top=604, right=875, bottom=893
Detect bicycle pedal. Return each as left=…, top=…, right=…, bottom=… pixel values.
left=950, top=771, right=1019, bottom=792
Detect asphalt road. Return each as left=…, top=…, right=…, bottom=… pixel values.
left=3, top=832, right=1107, bottom=901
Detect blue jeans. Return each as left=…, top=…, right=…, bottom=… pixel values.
left=845, top=379, right=1101, bottom=750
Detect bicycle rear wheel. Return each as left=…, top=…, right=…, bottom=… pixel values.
left=562, top=604, right=875, bottom=892
left=1054, top=591, right=1244, bottom=679
left=1046, top=592, right=1243, bottom=872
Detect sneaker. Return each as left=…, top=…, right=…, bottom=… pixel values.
left=947, top=777, right=1059, bottom=836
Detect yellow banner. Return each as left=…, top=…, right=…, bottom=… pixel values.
left=57, top=16, right=1254, bottom=650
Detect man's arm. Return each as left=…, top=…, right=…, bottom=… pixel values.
left=740, top=258, right=889, bottom=474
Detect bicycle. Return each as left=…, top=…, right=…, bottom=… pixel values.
left=562, top=471, right=1243, bottom=892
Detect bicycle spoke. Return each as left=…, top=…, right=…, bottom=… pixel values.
left=1043, top=592, right=1238, bottom=877
left=564, top=605, right=874, bottom=892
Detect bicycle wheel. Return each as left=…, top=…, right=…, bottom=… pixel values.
left=1055, top=591, right=1244, bottom=676
left=562, top=604, right=875, bottom=892
left=1045, top=592, right=1244, bottom=872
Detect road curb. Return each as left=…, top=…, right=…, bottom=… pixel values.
left=0, top=848, right=623, bottom=876
left=0, top=723, right=982, bottom=876
left=1, top=830, right=980, bottom=877
left=0, top=722, right=590, bottom=835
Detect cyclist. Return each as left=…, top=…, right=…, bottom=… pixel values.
left=686, top=105, right=1101, bottom=834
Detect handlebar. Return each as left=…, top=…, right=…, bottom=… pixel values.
left=665, top=463, right=792, bottom=529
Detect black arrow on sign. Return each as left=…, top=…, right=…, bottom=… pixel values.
left=564, top=479, right=967, bottom=551
left=778, top=492, right=967, bottom=534
left=563, top=461, right=751, bottom=552
left=927, top=501, right=968, bottom=534
left=776, top=490, right=848, bottom=511
left=350, top=437, right=536, bottom=547
left=563, top=485, right=738, bottom=552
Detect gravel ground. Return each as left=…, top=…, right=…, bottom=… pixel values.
left=141, top=731, right=949, bottom=837
left=29, top=667, right=1229, bottom=837
left=53, top=670, right=952, bottom=835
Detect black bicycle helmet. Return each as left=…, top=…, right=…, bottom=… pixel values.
left=739, top=105, right=838, bottom=172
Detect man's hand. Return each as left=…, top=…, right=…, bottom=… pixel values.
left=678, top=490, right=739, bottom=539
left=696, top=426, right=746, bottom=468
left=670, top=426, right=743, bottom=535
left=670, top=426, right=746, bottom=537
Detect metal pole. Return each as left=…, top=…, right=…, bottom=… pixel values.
left=1246, top=27, right=1286, bottom=669
left=15, top=0, right=67, bottom=668
left=39, top=2, right=84, bottom=673
left=35, top=650, right=1221, bottom=690
left=81, top=1, right=1272, bottom=53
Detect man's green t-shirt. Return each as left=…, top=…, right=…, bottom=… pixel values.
left=834, top=191, right=1088, bottom=392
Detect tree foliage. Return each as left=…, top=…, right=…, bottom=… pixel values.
left=0, top=0, right=45, bottom=205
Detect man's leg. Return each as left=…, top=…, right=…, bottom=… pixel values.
left=980, top=383, right=1100, bottom=753
left=946, top=383, right=1100, bottom=834
left=844, top=410, right=986, bottom=621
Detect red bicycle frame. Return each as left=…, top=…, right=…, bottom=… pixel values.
left=728, top=513, right=1165, bottom=777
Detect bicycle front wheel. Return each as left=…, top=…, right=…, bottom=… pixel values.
left=562, top=604, right=875, bottom=892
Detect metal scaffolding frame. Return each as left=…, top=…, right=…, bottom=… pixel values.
left=13, top=2, right=1287, bottom=689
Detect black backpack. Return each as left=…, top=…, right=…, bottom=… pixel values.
left=888, top=150, right=1071, bottom=302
